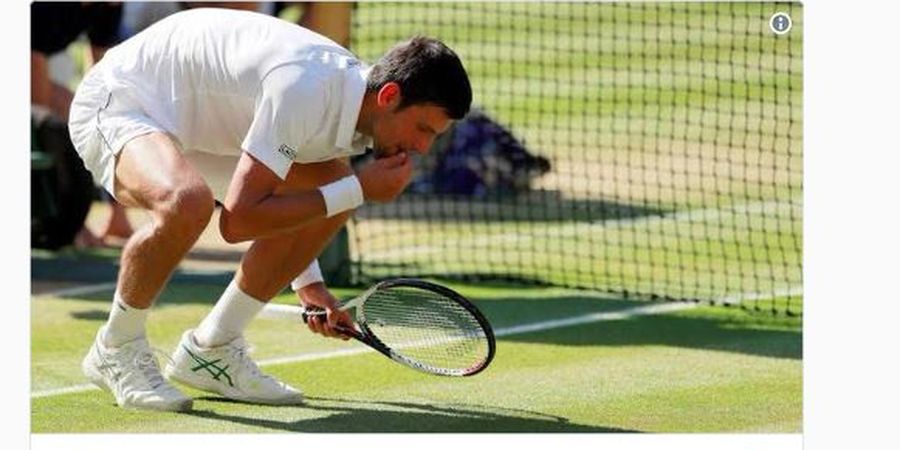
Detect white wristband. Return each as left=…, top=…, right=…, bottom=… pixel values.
left=318, top=175, right=364, bottom=217
left=290, top=260, right=324, bottom=291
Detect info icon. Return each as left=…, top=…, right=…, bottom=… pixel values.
left=769, top=12, right=792, bottom=35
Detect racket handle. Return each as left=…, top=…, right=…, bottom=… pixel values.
left=300, top=296, right=358, bottom=321
left=300, top=305, right=326, bottom=323
left=300, top=307, right=363, bottom=341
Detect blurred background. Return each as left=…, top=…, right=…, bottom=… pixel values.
left=31, top=2, right=802, bottom=316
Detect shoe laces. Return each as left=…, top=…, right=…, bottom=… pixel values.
left=229, top=340, right=271, bottom=381
left=130, top=346, right=173, bottom=390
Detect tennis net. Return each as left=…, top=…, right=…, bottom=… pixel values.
left=347, top=2, right=802, bottom=315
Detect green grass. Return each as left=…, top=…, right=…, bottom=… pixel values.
left=31, top=281, right=801, bottom=433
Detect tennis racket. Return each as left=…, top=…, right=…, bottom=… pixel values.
left=300, top=278, right=495, bottom=377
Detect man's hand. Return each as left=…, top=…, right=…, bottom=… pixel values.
left=297, top=282, right=353, bottom=341
left=357, top=152, right=412, bottom=203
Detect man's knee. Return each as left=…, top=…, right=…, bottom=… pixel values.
left=155, top=182, right=215, bottom=236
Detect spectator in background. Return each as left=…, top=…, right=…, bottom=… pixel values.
left=31, top=2, right=134, bottom=247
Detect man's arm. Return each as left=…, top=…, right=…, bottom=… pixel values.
left=219, top=152, right=326, bottom=243
left=220, top=150, right=413, bottom=243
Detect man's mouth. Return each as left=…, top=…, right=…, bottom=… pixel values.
left=372, top=146, right=403, bottom=159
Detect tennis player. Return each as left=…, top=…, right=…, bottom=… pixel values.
left=68, top=8, right=471, bottom=412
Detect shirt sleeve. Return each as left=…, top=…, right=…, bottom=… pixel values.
left=241, top=64, right=327, bottom=180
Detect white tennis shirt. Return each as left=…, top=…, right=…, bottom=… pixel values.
left=97, top=7, right=372, bottom=179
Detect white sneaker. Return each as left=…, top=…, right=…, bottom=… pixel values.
left=164, top=330, right=304, bottom=405
left=82, top=328, right=193, bottom=412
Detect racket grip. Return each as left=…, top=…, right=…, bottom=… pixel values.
left=300, top=306, right=360, bottom=341
left=300, top=305, right=326, bottom=324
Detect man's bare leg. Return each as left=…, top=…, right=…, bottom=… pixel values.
left=101, top=132, right=214, bottom=348
left=82, top=131, right=213, bottom=412
left=112, top=132, right=215, bottom=310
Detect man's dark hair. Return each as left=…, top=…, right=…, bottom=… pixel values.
left=367, top=36, right=472, bottom=119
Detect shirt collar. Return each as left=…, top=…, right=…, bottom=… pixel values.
left=335, top=62, right=373, bottom=151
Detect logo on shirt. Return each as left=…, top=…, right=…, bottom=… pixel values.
left=277, top=144, right=297, bottom=161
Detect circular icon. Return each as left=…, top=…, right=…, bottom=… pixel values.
left=770, top=12, right=792, bottom=35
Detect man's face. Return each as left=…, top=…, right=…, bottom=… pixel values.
left=369, top=84, right=453, bottom=159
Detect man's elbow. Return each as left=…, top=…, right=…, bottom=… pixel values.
left=218, top=208, right=254, bottom=243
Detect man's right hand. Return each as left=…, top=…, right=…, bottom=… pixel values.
left=357, top=152, right=412, bottom=202
left=298, top=283, right=353, bottom=341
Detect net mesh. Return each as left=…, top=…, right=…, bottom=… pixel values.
left=348, top=2, right=802, bottom=315
left=361, top=286, right=491, bottom=374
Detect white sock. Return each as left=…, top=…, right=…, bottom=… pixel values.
left=193, top=279, right=266, bottom=348
left=102, top=290, right=149, bottom=348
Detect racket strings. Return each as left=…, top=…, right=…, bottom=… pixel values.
left=362, top=287, right=490, bottom=371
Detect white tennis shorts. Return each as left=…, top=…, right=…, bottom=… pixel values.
left=67, top=65, right=238, bottom=201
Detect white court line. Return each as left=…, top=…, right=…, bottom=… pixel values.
left=494, top=302, right=695, bottom=336
left=31, top=286, right=800, bottom=399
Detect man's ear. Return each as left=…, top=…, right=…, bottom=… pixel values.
left=376, top=82, right=401, bottom=108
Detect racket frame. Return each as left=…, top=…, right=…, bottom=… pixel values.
left=301, top=278, right=496, bottom=376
